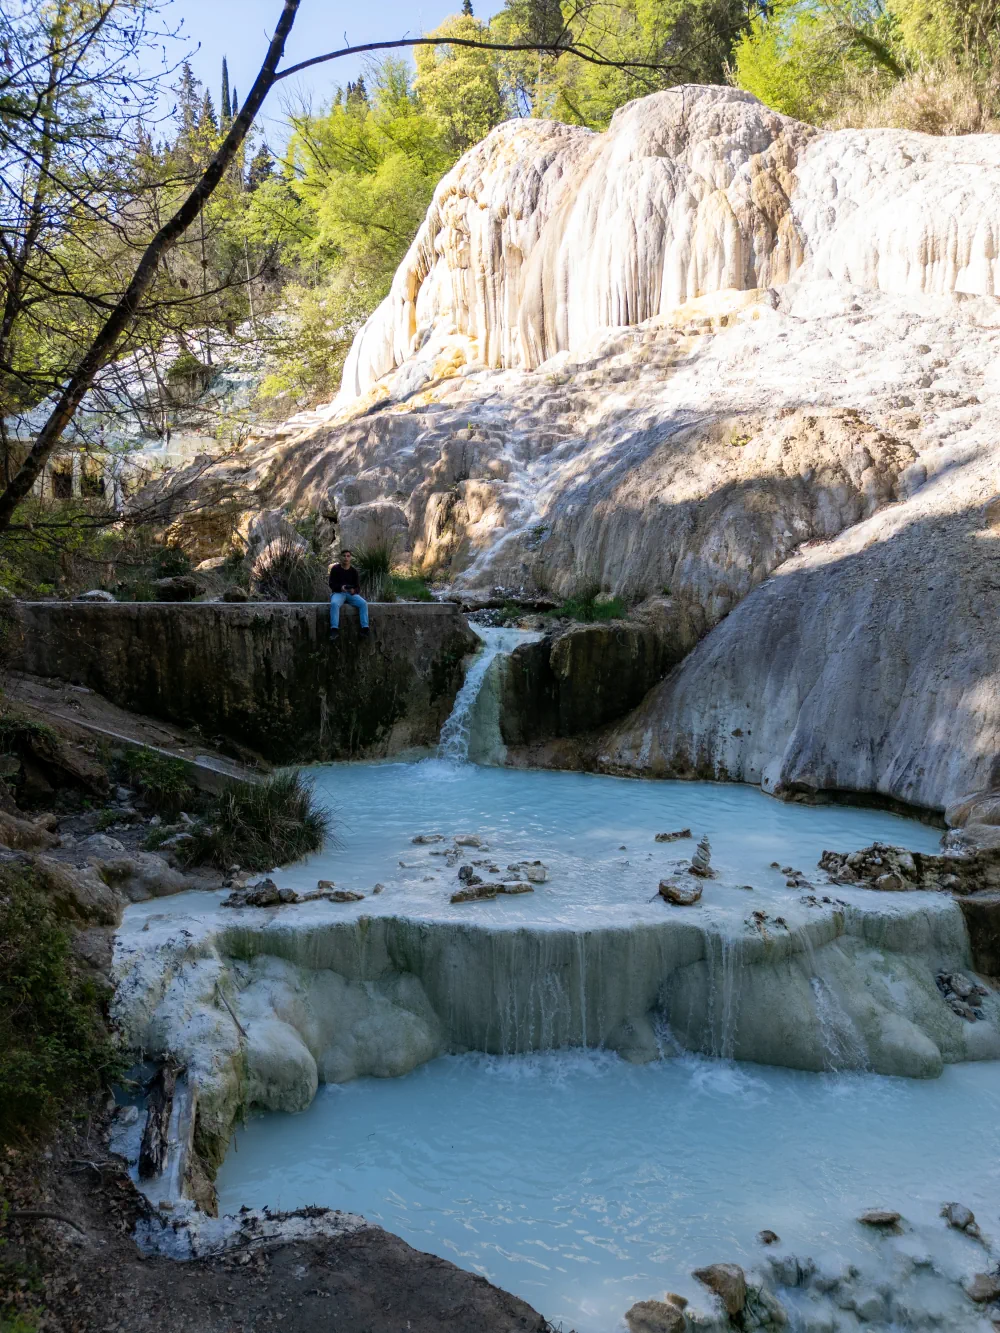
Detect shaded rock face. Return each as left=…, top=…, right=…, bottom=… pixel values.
left=495, top=617, right=688, bottom=751
left=7, top=603, right=478, bottom=763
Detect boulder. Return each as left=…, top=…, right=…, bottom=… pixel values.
left=692, top=1262, right=747, bottom=1316
left=941, top=1202, right=980, bottom=1236
left=222, top=586, right=249, bottom=602
left=154, top=574, right=202, bottom=602
left=77, top=589, right=115, bottom=602
left=325, top=889, right=364, bottom=903
left=655, top=829, right=692, bottom=842
left=659, top=879, right=702, bottom=906
left=96, top=851, right=186, bottom=900
left=624, top=1300, right=685, bottom=1333
left=858, top=1209, right=902, bottom=1230
left=965, top=1272, right=1000, bottom=1303
left=33, top=855, right=126, bottom=927
left=758, top=1230, right=781, bottom=1245
left=522, top=861, right=548, bottom=883
left=0, top=809, right=59, bottom=851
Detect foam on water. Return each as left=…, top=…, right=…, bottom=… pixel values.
left=216, top=1049, right=1000, bottom=1332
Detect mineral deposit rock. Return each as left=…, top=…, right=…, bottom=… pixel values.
left=624, top=1300, right=685, bottom=1333
left=692, top=1262, right=747, bottom=1316
left=659, top=879, right=702, bottom=906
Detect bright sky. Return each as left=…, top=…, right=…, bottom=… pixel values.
left=164, top=0, right=506, bottom=143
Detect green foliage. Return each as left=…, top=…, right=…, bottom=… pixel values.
left=731, top=1, right=901, bottom=122
left=119, top=748, right=194, bottom=818
left=0, top=866, right=122, bottom=1144
left=0, top=503, right=192, bottom=602
left=0, top=1311, right=43, bottom=1333
left=248, top=61, right=458, bottom=410
left=495, top=0, right=763, bottom=129
left=415, top=14, right=506, bottom=153
left=390, top=572, right=435, bottom=602
left=184, top=772, right=330, bottom=872
left=354, top=536, right=399, bottom=601
left=731, top=0, right=1000, bottom=128
left=550, top=587, right=628, bottom=622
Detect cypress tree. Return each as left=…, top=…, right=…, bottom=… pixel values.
left=462, top=0, right=473, bottom=13
left=231, top=86, right=239, bottom=117
left=221, top=56, right=231, bottom=122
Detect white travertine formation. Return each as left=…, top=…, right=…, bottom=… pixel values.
left=339, top=85, right=1000, bottom=401
left=114, top=890, right=1000, bottom=1170
left=159, top=86, right=1000, bottom=811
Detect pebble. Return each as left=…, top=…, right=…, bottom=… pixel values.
left=758, top=1229, right=781, bottom=1246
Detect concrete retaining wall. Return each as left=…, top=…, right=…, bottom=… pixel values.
left=5, top=602, right=479, bottom=764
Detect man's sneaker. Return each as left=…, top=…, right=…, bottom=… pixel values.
left=360, top=625, right=371, bottom=636
left=329, top=627, right=339, bottom=642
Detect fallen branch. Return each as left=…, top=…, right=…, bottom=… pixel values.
left=215, top=980, right=248, bottom=1040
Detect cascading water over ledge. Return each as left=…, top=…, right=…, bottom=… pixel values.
left=436, top=624, right=541, bottom=764
left=112, top=764, right=1000, bottom=1201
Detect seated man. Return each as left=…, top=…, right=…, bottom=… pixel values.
left=328, top=549, right=370, bottom=641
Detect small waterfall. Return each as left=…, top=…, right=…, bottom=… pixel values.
left=437, top=625, right=539, bottom=763
left=810, top=977, right=869, bottom=1072
left=795, top=925, right=869, bottom=1072
left=705, top=932, right=744, bottom=1061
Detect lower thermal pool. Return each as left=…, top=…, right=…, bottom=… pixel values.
left=215, top=1050, right=1000, bottom=1332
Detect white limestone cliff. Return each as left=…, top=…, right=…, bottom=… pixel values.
left=339, top=84, right=1000, bottom=401
left=160, top=85, right=1000, bottom=812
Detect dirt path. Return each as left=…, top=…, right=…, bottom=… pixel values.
left=0, top=1115, right=553, bottom=1333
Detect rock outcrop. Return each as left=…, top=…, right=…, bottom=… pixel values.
left=148, top=85, right=1000, bottom=811
left=5, top=601, right=478, bottom=763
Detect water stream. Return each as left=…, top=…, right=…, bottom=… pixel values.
left=436, top=624, right=539, bottom=763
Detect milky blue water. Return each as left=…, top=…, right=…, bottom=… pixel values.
left=217, top=1048, right=1000, bottom=1332
left=271, top=759, right=942, bottom=926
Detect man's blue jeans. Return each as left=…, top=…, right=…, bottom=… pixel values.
left=330, top=591, right=369, bottom=629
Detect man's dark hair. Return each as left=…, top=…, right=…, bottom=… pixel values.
left=340, top=549, right=352, bottom=556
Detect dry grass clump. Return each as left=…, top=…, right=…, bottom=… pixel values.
left=833, top=59, right=1000, bottom=135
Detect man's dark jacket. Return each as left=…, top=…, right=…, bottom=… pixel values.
left=329, top=563, right=361, bottom=594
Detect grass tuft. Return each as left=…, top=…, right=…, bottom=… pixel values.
left=120, top=747, right=194, bottom=818
left=548, top=587, right=627, bottom=623
left=184, top=771, right=330, bottom=872
left=353, top=535, right=398, bottom=601
left=389, top=572, right=434, bottom=602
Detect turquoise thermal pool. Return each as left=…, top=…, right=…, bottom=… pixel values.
left=216, top=1048, right=1000, bottom=1333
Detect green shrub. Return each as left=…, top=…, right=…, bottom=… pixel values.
left=120, top=747, right=194, bottom=817
left=142, top=825, right=171, bottom=851
left=184, top=771, right=331, bottom=871
left=390, top=572, right=434, bottom=601
left=252, top=534, right=325, bottom=602
left=549, top=588, right=627, bottom=623
left=0, top=867, right=122, bottom=1144
left=353, top=536, right=398, bottom=602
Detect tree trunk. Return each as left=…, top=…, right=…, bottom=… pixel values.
left=0, top=0, right=301, bottom=534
